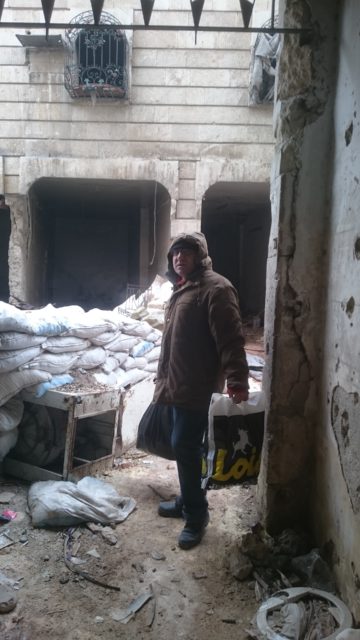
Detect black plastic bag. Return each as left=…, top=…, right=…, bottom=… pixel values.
left=136, top=403, right=175, bottom=460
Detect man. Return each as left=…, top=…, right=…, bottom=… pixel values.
left=0, top=194, right=10, bottom=213
left=153, top=231, right=249, bottom=550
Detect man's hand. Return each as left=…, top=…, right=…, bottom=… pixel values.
left=228, top=387, right=249, bottom=404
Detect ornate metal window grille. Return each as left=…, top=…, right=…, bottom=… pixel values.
left=64, top=11, right=128, bottom=100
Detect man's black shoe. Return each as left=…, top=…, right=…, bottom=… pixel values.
left=158, top=498, right=183, bottom=518
left=178, top=512, right=210, bottom=550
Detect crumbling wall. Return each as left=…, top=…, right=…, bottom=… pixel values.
left=314, top=0, right=360, bottom=619
left=8, top=195, right=32, bottom=305
left=257, top=0, right=338, bottom=530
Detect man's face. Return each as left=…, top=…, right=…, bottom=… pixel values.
left=172, top=246, right=197, bottom=279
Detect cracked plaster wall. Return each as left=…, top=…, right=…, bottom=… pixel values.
left=257, top=0, right=338, bottom=530
left=313, top=0, right=360, bottom=620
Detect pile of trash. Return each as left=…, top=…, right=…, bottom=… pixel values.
left=0, top=277, right=173, bottom=461
left=227, top=524, right=356, bottom=640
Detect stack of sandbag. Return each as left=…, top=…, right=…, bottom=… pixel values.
left=0, top=302, right=162, bottom=399
left=0, top=301, right=164, bottom=458
left=114, top=274, right=172, bottom=331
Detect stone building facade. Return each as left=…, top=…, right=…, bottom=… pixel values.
left=0, top=0, right=274, bottom=314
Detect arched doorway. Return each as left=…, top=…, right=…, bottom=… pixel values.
left=26, top=177, right=171, bottom=309
left=201, top=181, right=271, bottom=323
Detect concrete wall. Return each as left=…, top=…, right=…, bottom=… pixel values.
left=257, top=0, right=360, bottom=620
left=0, top=0, right=274, bottom=302
left=314, top=0, right=360, bottom=620
left=257, top=0, right=338, bottom=530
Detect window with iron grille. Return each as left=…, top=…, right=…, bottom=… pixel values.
left=64, top=11, right=129, bottom=100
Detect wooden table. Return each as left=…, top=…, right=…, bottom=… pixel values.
left=3, top=386, right=124, bottom=482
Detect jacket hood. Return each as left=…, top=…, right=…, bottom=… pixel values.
left=166, top=232, right=212, bottom=283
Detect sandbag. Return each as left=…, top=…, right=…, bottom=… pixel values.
left=0, top=332, right=46, bottom=351
left=202, top=391, right=265, bottom=487
left=0, top=303, right=77, bottom=336
left=0, top=346, right=42, bottom=373
left=123, top=356, right=147, bottom=371
left=122, top=320, right=153, bottom=339
left=75, top=347, right=106, bottom=370
left=131, top=340, right=154, bottom=358
left=64, top=310, right=117, bottom=339
left=105, top=334, right=139, bottom=353
left=43, top=336, right=90, bottom=353
left=144, top=361, right=158, bottom=373
left=28, top=476, right=136, bottom=527
left=20, top=352, right=79, bottom=375
left=0, top=396, right=24, bottom=433
left=102, top=355, right=120, bottom=374
left=0, top=370, right=51, bottom=407
left=136, top=402, right=174, bottom=460
left=115, top=368, right=150, bottom=387
left=90, top=330, right=120, bottom=346
left=145, top=346, right=161, bottom=362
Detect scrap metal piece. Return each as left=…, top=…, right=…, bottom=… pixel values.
left=111, top=588, right=153, bottom=624
left=256, top=587, right=353, bottom=640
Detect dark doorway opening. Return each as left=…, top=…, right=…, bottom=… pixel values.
left=27, top=178, right=170, bottom=310
left=201, top=182, right=271, bottom=322
left=0, top=204, right=11, bottom=302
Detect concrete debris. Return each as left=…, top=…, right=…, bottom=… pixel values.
left=0, top=582, right=17, bottom=614
left=227, top=548, right=253, bottom=581
left=256, top=587, right=353, bottom=640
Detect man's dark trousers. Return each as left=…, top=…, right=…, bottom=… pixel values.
left=171, top=406, right=208, bottom=526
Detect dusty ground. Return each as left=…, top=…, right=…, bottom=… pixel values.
left=0, top=451, right=261, bottom=640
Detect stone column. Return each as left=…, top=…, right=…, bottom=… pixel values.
left=257, top=0, right=338, bottom=531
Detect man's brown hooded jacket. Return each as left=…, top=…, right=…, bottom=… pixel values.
left=153, top=232, right=249, bottom=411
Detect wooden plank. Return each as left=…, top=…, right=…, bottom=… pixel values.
left=67, top=455, right=115, bottom=482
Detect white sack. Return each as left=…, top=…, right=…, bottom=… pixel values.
left=0, top=302, right=33, bottom=333
left=93, top=371, right=120, bottom=386
left=88, top=308, right=124, bottom=330
left=65, top=310, right=118, bottom=339
left=144, top=361, right=158, bottom=373
left=146, top=330, right=162, bottom=343
left=115, top=368, right=150, bottom=387
left=102, top=355, right=120, bottom=374
left=122, top=320, right=153, bottom=339
left=0, top=370, right=51, bottom=407
left=90, top=330, right=120, bottom=346
left=131, top=340, right=154, bottom=358
left=20, top=352, right=79, bottom=375
left=0, top=302, right=87, bottom=336
left=28, top=476, right=136, bottom=527
left=106, top=334, right=139, bottom=353
left=43, top=336, right=91, bottom=353
left=123, top=356, right=147, bottom=371
left=112, top=352, right=128, bottom=366
left=75, top=347, right=106, bottom=370
left=146, top=346, right=161, bottom=362
left=0, top=346, right=42, bottom=373
left=0, top=396, right=24, bottom=433
left=0, top=332, right=46, bottom=351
